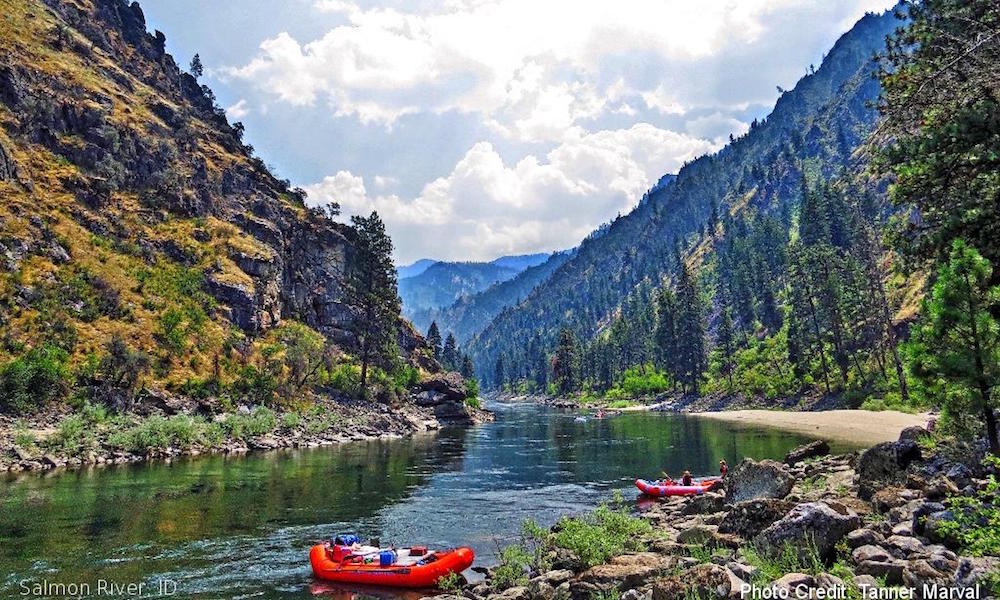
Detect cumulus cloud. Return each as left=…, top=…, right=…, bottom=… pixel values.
left=225, top=0, right=894, bottom=135
left=225, top=99, right=251, bottom=120
left=306, top=123, right=717, bottom=262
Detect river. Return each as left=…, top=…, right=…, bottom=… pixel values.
left=0, top=402, right=856, bottom=600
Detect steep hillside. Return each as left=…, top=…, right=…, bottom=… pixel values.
left=410, top=250, right=574, bottom=343
left=0, top=0, right=439, bottom=413
left=397, top=258, right=437, bottom=279
left=399, top=252, right=551, bottom=317
left=469, top=7, right=900, bottom=389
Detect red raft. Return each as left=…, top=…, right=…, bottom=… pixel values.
left=310, top=542, right=475, bottom=588
left=635, top=477, right=720, bottom=497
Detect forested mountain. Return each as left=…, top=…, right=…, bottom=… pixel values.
left=0, top=0, right=440, bottom=412
left=410, top=250, right=574, bottom=344
left=469, top=6, right=903, bottom=395
left=399, top=252, right=552, bottom=316
left=397, top=258, right=437, bottom=279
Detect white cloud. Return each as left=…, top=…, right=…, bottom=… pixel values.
left=225, top=0, right=895, bottom=138
left=305, top=123, right=718, bottom=262
left=226, top=98, right=250, bottom=120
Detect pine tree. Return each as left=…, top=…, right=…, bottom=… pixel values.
left=654, top=289, right=679, bottom=382
left=426, top=321, right=442, bottom=361
left=494, top=354, right=506, bottom=390
left=442, top=333, right=458, bottom=371
left=345, top=212, right=400, bottom=397
left=460, top=354, right=475, bottom=379
left=189, top=53, right=204, bottom=78
left=906, top=241, right=1000, bottom=454
left=717, top=307, right=735, bottom=389
left=552, top=326, right=580, bottom=395
left=676, top=265, right=706, bottom=393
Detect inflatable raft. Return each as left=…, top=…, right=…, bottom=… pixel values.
left=635, top=477, right=720, bottom=497
left=310, top=540, right=475, bottom=588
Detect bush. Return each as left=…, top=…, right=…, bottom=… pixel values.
left=465, top=377, right=480, bottom=400
left=491, top=545, right=531, bottom=591
left=933, top=456, right=1000, bottom=556
left=0, top=345, right=71, bottom=413
left=55, top=414, right=90, bottom=452
left=550, top=500, right=651, bottom=567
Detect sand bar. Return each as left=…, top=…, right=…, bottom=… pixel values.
left=691, top=409, right=929, bottom=447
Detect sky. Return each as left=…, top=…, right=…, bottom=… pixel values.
left=140, top=0, right=897, bottom=264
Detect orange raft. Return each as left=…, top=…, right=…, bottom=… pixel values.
left=310, top=543, right=475, bottom=588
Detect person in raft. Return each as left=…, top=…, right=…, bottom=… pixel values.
left=719, top=459, right=728, bottom=477
left=660, top=471, right=674, bottom=485
left=681, top=470, right=693, bottom=486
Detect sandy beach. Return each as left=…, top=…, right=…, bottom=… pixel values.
left=691, top=409, right=929, bottom=447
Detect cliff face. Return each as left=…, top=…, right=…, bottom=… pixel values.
left=0, top=0, right=426, bottom=399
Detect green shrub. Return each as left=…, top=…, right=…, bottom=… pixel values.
left=465, top=377, right=481, bottom=400
left=933, top=457, right=1000, bottom=556
left=55, top=414, right=90, bottom=452
left=281, top=411, right=301, bottom=429
left=0, top=345, right=71, bottom=413
left=551, top=503, right=651, bottom=568
left=465, top=396, right=482, bottom=409
left=491, top=545, right=531, bottom=591
left=436, top=571, right=462, bottom=592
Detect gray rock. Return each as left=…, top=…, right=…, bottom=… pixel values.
left=718, top=498, right=795, bottom=539
left=785, top=441, right=831, bottom=466
left=677, top=525, right=717, bottom=545
left=846, top=528, right=884, bottom=550
left=885, top=535, right=924, bottom=558
left=856, top=441, right=922, bottom=500
left=726, top=459, right=795, bottom=503
left=852, top=545, right=892, bottom=563
left=954, top=556, right=1000, bottom=591
left=770, top=573, right=814, bottom=596
left=683, top=492, right=725, bottom=515
left=498, top=586, right=531, bottom=600
left=855, top=559, right=905, bottom=585
left=754, top=501, right=860, bottom=560
left=652, top=564, right=731, bottom=600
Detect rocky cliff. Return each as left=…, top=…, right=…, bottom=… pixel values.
left=0, top=0, right=450, bottom=409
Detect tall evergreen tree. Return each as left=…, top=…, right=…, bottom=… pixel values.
left=676, top=265, right=707, bottom=393
left=460, top=354, right=475, bottom=379
left=426, top=321, right=442, bottom=361
left=552, top=326, right=580, bottom=395
left=189, top=53, right=204, bottom=78
left=442, top=333, right=459, bottom=371
left=717, top=307, right=736, bottom=390
left=906, top=241, right=1000, bottom=454
left=345, top=212, right=401, bottom=396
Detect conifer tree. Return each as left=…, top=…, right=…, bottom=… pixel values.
left=460, top=354, right=475, bottom=379
left=426, top=321, right=442, bottom=361
left=189, top=53, right=204, bottom=78
left=717, top=307, right=735, bottom=390
left=906, top=240, right=1000, bottom=454
left=442, top=333, right=458, bottom=371
left=345, top=212, right=401, bottom=397
left=552, top=326, right=580, bottom=394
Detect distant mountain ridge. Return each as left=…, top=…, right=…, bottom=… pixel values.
left=398, top=252, right=554, bottom=318
left=409, top=249, right=575, bottom=343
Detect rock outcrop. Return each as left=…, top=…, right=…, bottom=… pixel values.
left=726, top=459, right=795, bottom=503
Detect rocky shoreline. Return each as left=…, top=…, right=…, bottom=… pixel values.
left=1, top=374, right=493, bottom=475
left=442, top=429, right=999, bottom=600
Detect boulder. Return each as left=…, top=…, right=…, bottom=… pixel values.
left=784, top=441, right=831, bottom=466
left=954, top=557, right=1000, bottom=592
left=855, top=440, right=922, bottom=500
left=855, top=559, right=905, bottom=585
left=884, top=535, right=924, bottom=558
left=726, top=459, right=795, bottom=503
left=923, top=475, right=960, bottom=500
left=677, top=525, right=717, bottom=545
left=769, top=573, right=814, bottom=596
left=579, top=554, right=674, bottom=590
left=417, top=372, right=468, bottom=403
left=902, top=559, right=951, bottom=590
left=498, top=586, right=531, bottom=600
left=683, top=493, right=725, bottom=515
left=898, top=426, right=929, bottom=442
left=652, top=564, right=731, bottom=600
left=845, top=529, right=884, bottom=550
left=852, top=545, right=892, bottom=563
left=717, top=499, right=795, bottom=539
left=753, top=502, right=860, bottom=560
